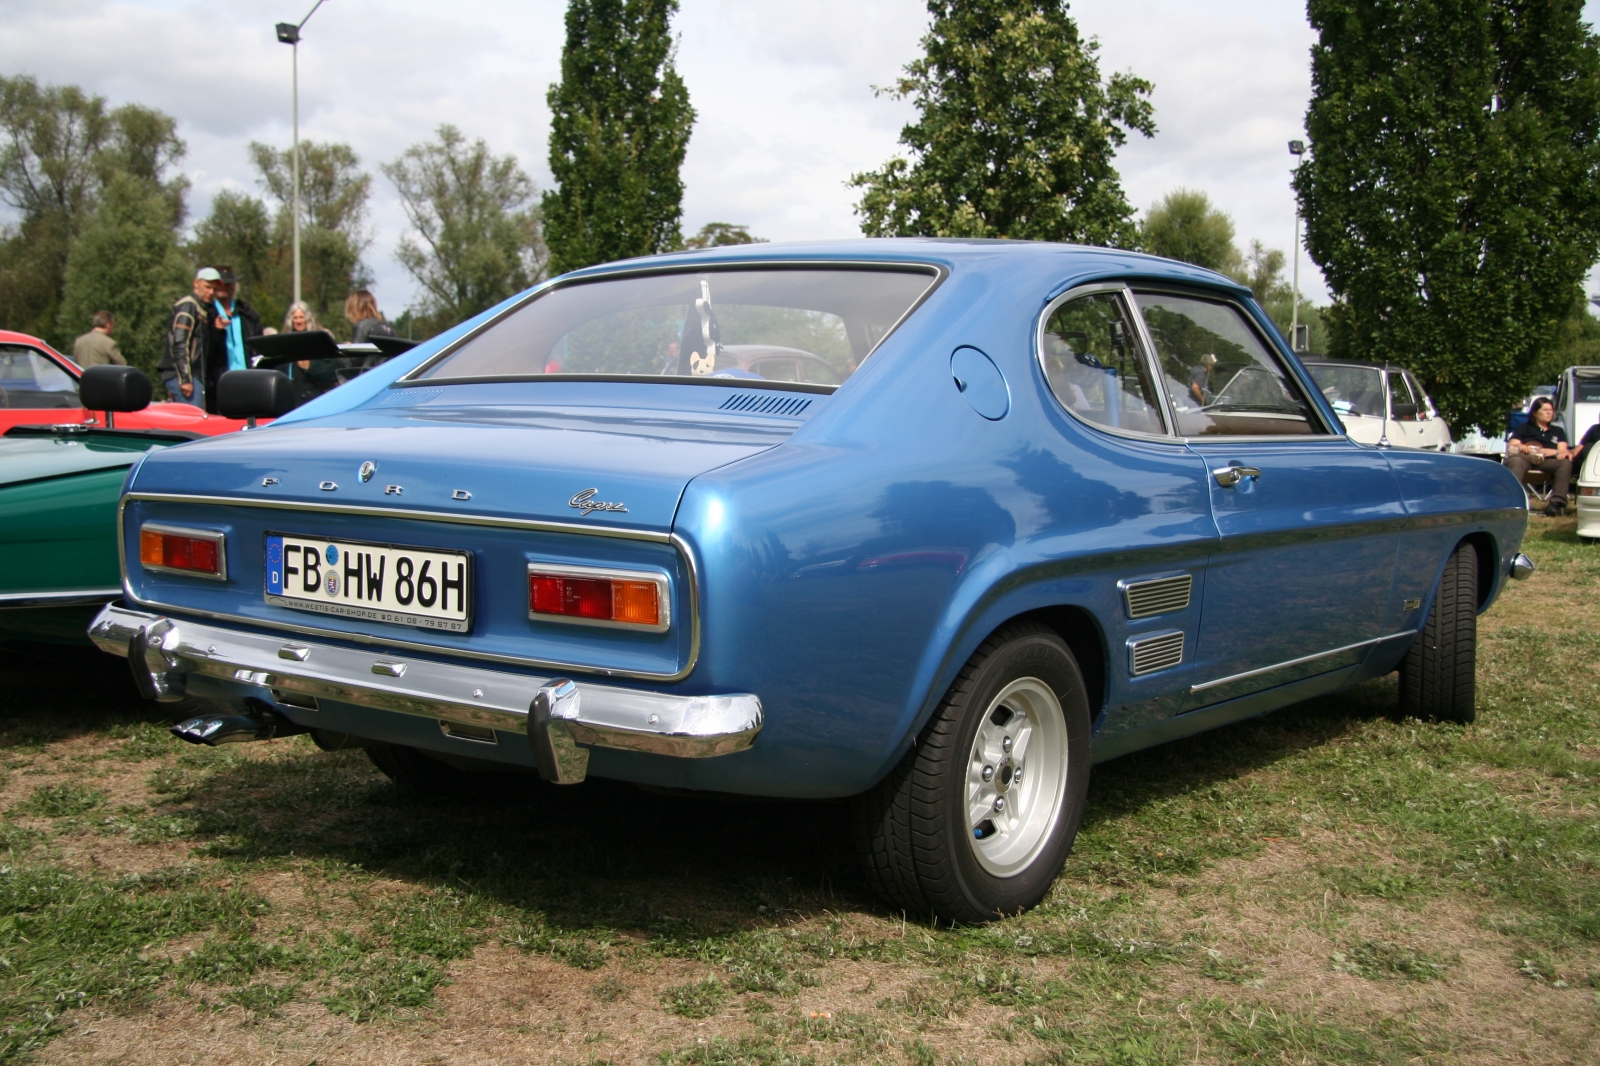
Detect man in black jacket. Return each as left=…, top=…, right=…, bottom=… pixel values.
left=205, top=266, right=264, bottom=413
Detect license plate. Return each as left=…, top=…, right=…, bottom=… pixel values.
left=265, top=534, right=472, bottom=632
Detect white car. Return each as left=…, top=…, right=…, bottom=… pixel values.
left=1577, top=444, right=1600, bottom=541
left=1551, top=366, right=1600, bottom=444
left=1302, top=360, right=1453, bottom=450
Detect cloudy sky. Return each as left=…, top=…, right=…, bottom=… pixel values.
left=3, top=1, right=1597, bottom=314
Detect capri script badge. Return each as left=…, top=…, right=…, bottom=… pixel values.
left=569, top=488, right=628, bottom=516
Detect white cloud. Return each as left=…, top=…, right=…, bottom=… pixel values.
left=6, top=0, right=1599, bottom=311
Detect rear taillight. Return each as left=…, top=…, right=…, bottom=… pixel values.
left=1580, top=486, right=1599, bottom=496
left=528, top=565, right=668, bottom=631
left=139, top=525, right=226, bottom=579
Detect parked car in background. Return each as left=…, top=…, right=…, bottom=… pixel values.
left=89, top=240, right=1532, bottom=922
left=1302, top=360, right=1453, bottom=450
left=1551, top=366, right=1600, bottom=442
left=0, top=367, right=206, bottom=643
left=0, top=330, right=252, bottom=436
left=1577, top=446, right=1600, bottom=542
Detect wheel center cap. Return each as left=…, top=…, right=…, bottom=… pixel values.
left=995, top=755, right=1017, bottom=794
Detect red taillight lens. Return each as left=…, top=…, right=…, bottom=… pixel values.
left=140, top=528, right=222, bottom=576
left=528, top=572, right=661, bottom=627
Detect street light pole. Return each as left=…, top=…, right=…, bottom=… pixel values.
left=275, top=0, right=328, bottom=308
left=1288, top=140, right=1306, bottom=351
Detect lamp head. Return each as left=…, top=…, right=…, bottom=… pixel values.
left=275, top=21, right=300, bottom=44
left=1288, top=139, right=1306, bottom=156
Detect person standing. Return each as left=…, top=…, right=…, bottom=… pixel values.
left=282, top=301, right=339, bottom=399
left=72, top=311, right=124, bottom=367
left=344, top=290, right=394, bottom=370
left=1188, top=352, right=1218, bottom=406
left=205, top=266, right=263, bottom=414
left=160, top=267, right=217, bottom=406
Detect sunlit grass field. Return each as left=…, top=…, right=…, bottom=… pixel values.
left=0, top=518, right=1594, bottom=1064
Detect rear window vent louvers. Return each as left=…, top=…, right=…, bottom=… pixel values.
left=1128, top=631, right=1185, bottom=676
left=376, top=388, right=442, bottom=407
left=719, top=393, right=813, bottom=417
left=1123, top=574, right=1193, bottom=619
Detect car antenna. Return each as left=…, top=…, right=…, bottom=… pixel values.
left=1378, top=360, right=1392, bottom=449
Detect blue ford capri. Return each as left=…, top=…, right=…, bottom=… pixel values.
left=89, top=240, right=1531, bottom=922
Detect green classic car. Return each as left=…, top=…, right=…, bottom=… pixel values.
left=0, top=367, right=198, bottom=643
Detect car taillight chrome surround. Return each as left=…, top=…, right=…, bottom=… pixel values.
left=139, top=523, right=228, bottom=580
left=527, top=562, right=670, bottom=633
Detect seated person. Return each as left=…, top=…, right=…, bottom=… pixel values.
left=1506, top=396, right=1572, bottom=516
left=1573, top=420, right=1600, bottom=473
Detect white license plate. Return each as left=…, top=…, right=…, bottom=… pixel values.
left=265, top=534, right=471, bottom=632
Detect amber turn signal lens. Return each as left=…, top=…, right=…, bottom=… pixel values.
left=140, top=528, right=221, bottom=575
left=528, top=572, right=661, bottom=627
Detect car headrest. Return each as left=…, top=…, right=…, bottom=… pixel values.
left=79, top=365, right=153, bottom=412
left=218, top=369, right=299, bottom=420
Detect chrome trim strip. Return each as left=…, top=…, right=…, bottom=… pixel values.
left=1190, top=630, right=1416, bottom=693
left=88, top=604, right=760, bottom=760
left=0, top=587, right=122, bottom=608
left=138, top=522, right=228, bottom=581
left=122, top=492, right=672, bottom=543
left=527, top=561, right=672, bottom=633
left=116, top=495, right=704, bottom=682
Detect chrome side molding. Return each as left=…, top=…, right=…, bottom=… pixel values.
left=1510, top=553, right=1535, bottom=580
left=90, top=603, right=762, bottom=784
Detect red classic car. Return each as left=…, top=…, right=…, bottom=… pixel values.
left=0, top=329, right=250, bottom=435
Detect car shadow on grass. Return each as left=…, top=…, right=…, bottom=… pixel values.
left=155, top=672, right=1404, bottom=938
left=3, top=636, right=1403, bottom=933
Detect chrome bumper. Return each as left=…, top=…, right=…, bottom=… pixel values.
left=89, top=604, right=762, bottom=784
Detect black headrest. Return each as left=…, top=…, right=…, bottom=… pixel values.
left=79, top=365, right=153, bottom=412
left=245, top=330, right=343, bottom=367
left=369, top=335, right=421, bottom=357
left=218, top=369, right=299, bottom=420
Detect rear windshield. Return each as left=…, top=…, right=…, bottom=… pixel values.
left=1574, top=377, right=1600, bottom=402
left=414, top=268, right=939, bottom=387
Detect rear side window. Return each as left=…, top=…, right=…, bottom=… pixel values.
left=1134, top=293, right=1324, bottom=437
left=415, top=268, right=938, bottom=387
left=1041, top=291, right=1166, bottom=435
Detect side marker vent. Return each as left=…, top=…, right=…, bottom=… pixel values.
left=719, top=393, right=813, bottom=417
left=375, top=388, right=442, bottom=407
left=1124, top=574, right=1192, bottom=619
left=1128, top=631, right=1185, bottom=676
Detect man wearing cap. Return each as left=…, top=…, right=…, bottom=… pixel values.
left=160, top=268, right=217, bottom=406
left=204, top=266, right=263, bottom=414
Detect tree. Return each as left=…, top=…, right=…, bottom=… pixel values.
left=543, top=0, right=694, bottom=274
left=850, top=0, right=1154, bottom=246
left=1297, top=0, right=1600, bottom=434
left=0, top=76, right=185, bottom=346
left=189, top=190, right=276, bottom=319
left=384, top=124, right=548, bottom=333
left=1139, top=189, right=1241, bottom=274
left=246, top=140, right=372, bottom=326
left=56, top=174, right=188, bottom=375
left=682, top=222, right=765, bottom=249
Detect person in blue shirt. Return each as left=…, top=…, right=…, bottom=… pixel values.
left=205, top=266, right=262, bottom=414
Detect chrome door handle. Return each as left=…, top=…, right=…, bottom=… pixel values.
left=1212, top=465, right=1262, bottom=488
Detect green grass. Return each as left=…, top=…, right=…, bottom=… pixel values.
left=0, top=519, right=1593, bottom=1062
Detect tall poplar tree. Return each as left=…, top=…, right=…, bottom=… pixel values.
left=850, top=0, right=1154, bottom=247
left=1297, top=0, right=1600, bottom=433
left=543, top=0, right=694, bottom=275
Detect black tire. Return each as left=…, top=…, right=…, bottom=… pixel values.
left=1398, top=541, right=1478, bottom=724
left=366, top=742, right=481, bottom=795
left=852, top=622, right=1092, bottom=923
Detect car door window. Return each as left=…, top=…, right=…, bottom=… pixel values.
left=1041, top=291, right=1166, bottom=435
left=1388, top=370, right=1417, bottom=419
left=1134, top=293, right=1323, bottom=437
left=0, top=346, right=79, bottom=409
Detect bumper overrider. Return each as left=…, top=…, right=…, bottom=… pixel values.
left=88, top=604, right=762, bottom=785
